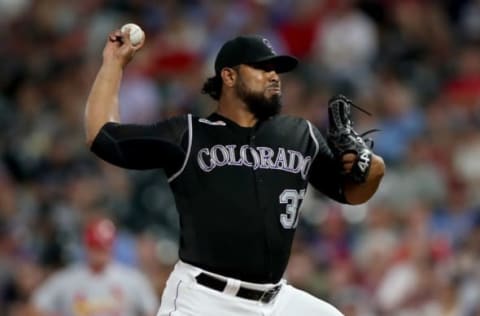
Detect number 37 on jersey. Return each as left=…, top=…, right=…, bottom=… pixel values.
left=279, top=189, right=305, bottom=229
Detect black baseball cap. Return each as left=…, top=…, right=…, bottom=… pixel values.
left=214, top=35, right=298, bottom=75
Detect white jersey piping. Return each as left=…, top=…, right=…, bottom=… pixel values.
left=168, top=114, right=192, bottom=182
left=306, top=120, right=319, bottom=160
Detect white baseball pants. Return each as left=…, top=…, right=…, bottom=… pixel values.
left=156, top=261, right=344, bottom=316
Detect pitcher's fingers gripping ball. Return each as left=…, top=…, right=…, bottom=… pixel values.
left=103, top=24, right=145, bottom=66
left=120, top=23, right=145, bottom=46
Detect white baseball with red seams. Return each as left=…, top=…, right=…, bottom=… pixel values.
left=121, top=23, right=145, bottom=46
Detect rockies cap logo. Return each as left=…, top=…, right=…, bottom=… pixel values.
left=262, top=38, right=276, bottom=54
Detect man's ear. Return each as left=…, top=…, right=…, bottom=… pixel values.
left=221, top=67, right=237, bottom=87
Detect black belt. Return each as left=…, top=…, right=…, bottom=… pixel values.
left=195, top=272, right=281, bottom=303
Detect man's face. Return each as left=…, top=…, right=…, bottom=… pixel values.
left=87, top=247, right=111, bottom=272
left=234, top=64, right=282, bottom=120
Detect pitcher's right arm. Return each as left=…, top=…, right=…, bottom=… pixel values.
left=84, top=28, right=143, bottom=146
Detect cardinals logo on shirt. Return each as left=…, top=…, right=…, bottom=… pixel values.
left=72, top=287, right=124, bottom=316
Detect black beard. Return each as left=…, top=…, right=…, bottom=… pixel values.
left=235, top=78, right=281, bottom=120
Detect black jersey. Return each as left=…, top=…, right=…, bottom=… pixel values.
left=91, top=112, right=346, bottom=283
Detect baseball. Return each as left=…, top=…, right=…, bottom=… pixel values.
left=121, top=23, right=145, bottom=46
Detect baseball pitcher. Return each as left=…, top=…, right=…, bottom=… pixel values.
left=84, top=28, right=385, bottom=315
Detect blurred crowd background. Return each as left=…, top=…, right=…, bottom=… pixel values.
left=2, top=0, right=480, bottom=315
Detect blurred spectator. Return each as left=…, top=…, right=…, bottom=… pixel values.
left=30, top=217, right=158, bottom=316
left=277, top=0, right=324, bottom=59
left=442, top=43, right=480, bottom=112
left=312, top=0, right=378, bottom=93
left=370, top=73, right=425, bottom=164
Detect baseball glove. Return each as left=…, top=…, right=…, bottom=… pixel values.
left=327, top=94, right=375, bottom=183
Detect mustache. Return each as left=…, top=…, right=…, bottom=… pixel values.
left=267, top=83, right=280, bottom=89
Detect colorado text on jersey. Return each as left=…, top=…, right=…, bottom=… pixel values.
left=197, top=145, right=312, bottom=180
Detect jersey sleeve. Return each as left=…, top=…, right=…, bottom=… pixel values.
left=131, top=270, right=159, bottom=315
left=31, top=273, right=64, bottom=314
left=307, top=122, right=347, bottom=203
left=90, top=114, right=190, bottom=176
